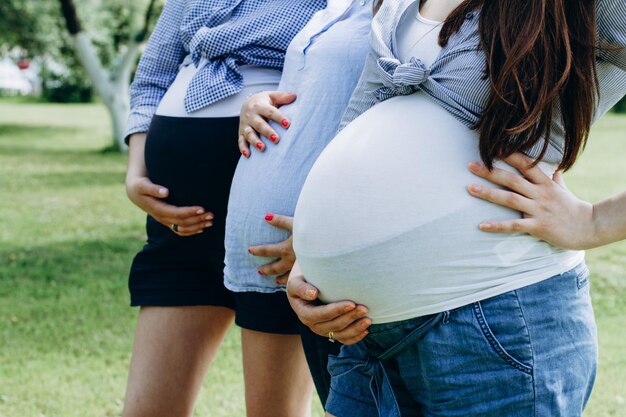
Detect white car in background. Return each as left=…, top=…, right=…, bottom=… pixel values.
left=0, top=57, right=32, bottom=95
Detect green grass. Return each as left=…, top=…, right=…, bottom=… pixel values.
left=0, top=100, right=625, bottom=417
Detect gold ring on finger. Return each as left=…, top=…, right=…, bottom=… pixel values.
left=327, top=331, right=335, bottom=343
left=170, top=224, right=179, bottom=233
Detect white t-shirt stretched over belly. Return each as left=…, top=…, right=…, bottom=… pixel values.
left=292, top=5, right=583, bottom=324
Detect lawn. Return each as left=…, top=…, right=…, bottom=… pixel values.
left=0, top=100, right=624, bottom=417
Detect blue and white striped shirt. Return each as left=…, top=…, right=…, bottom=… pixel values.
left=126, top=0, right=326, bottom=139
left=340, top=0, right=626, bottom=164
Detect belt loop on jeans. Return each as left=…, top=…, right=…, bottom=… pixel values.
left=442, top=310, right=450, bottom=325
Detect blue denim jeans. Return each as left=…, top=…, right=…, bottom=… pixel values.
left=326, top=263, right=597, bottom=417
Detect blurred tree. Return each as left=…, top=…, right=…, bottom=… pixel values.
left=58, top=0, right=161, bottom=151
left=0, top=0, right=162, bottom=151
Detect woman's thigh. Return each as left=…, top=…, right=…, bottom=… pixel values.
left=122, top=306, right=235, bottom=417
left=241, top=328, right=314, bottom=417
left=402, top=263, right=597, bottom=417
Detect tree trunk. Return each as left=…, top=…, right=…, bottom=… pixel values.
left=58, top=0, right=158, bottom=152
left=72, top=33, right=130, bottom=151
left=107, top=81, right=131, bottom=151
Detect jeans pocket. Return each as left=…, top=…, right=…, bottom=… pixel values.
left=473, top=291, right=533, bottom=375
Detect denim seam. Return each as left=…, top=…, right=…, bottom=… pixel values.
left=514, top=291, right=537, bottom=417
left=472, top=301, right=533, bottom=375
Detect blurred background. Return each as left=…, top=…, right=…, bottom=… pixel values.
left=0, top=1, right=625, bottom=416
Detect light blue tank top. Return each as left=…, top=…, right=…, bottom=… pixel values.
left=224, top=0, right=373, bottom=292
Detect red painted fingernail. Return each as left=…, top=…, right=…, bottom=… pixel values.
left=256, top=143, right=263, bottom=150
left=270, top=134, right=278, bottom=142
left=248, top=248, right=252, bottom=254
left=242, top=150, right=249, bottom=157
left=258, top=270, right=264, bottom=276
left=281, top=119, right=289, bottom=127
left=265, top=213, right=274, bottom=221
left=275, top=280, right=281, bottom=285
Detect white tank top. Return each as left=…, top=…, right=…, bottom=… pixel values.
left=156, top=57, right=281, bottom=118
left=292, top=4, right=583, bottom=324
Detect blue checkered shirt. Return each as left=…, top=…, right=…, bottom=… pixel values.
left=126, top=0, right=326, bottom=139
left=340, top=0, right=626, bottom=164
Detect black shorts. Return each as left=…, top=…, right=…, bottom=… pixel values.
left=232, top=290, right=302, bottom=335
left=128, top=115, right=301, bottom=334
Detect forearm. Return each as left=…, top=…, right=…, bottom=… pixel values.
left=126, top=133, right=148, bottom=181
left=590, top=189, right=626, bottom=248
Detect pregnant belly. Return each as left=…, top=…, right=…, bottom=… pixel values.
left=144, top=116, right=240, bottom=208
left=292, top=94, right=567, bottom=323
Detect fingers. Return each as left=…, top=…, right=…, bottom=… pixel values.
left=302, top=303, right=371, bottom=344
left=330, top=318, right=372, bottom=345
left=149, top=200, right=212, bottom=225
left=468, top=161, right=537, bottom=198
left=264, top=213, right=293, bottom=232
left=478, top=218, right=539, bottom=235
left=257, top=257, right=293, bottom=278
left=238, top=134, right=250, bottom=158
left=291, top=297, right=360, bottom=329
left=284, top=269, right=370, bottom=344
left=157, top=212, right=213, bottom=237
left=275, top=271, right=290, bottom=286
left=260, top=91, right=292, bottom=126
left=249, top=115, right=281, bottom=145
left=242, top=126, right=265, bottom=152
left=127, top=176, right=214, bottom=236
left=135, top=178, right=170, bottom=199
left=552, top=170, right=568, bottom=189
left=467, top=183, right=535, bottom=214
left=129, top=176, right=169, bottom=200
left=269, top=91, right=297, bottom=107
left=502, top=153, right=551, bottom=185
left=318, top=306, right=371, bottom=335
left=248, top=239, right=289, bottom=258
left=143, top=198, right=214, bottom=236
left=169, top=220, right=211, bottom=236
left=239, top=91, right=293, bottom=155
left=249, top=214, right=295, bottom=277
left=286, top=273, right=319, bottom=301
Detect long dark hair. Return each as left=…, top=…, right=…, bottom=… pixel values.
left=439, top=0, right=598, bottom=170
left=374, top=0, right=383, bottom=14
